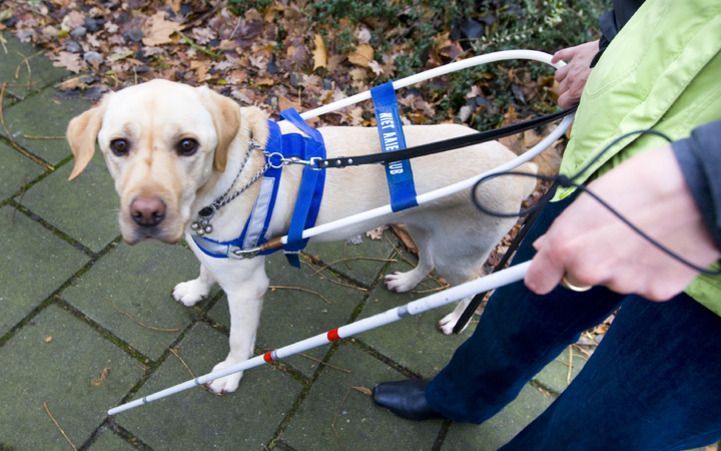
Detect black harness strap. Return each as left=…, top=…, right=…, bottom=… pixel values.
left=316, top=106, right=576, bottom=169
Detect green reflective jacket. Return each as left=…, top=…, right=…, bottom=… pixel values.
left=556, top=0, right=721, bottom=316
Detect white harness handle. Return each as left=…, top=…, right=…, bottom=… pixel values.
left=256, top=50, right=571, bottom=252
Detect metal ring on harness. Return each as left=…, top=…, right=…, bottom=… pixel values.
left=266, top=152, right=285, bottom=169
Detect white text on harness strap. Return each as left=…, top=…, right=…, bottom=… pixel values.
left=379, top=112, right=404, bottom=175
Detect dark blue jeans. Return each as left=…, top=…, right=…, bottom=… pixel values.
left=425, top=195, right=721, bottom=450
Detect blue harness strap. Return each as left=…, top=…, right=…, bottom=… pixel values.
left=280, top=108, right=327, bottom=267
left=191, top=120, right=285, bottom=259
left=370, top=81, right=418, bottom=211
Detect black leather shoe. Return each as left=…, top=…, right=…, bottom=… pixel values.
left=372, top=379, right=445, bottom=421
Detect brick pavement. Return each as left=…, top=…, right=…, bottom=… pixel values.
left=0, top=32, right=585, bottom=450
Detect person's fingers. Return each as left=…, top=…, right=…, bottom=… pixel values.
left=554, top=64, right=569, bottom=82
left=557, top=91, right=574, bottom=108
left=525, top=237, right=566, bottom=294
left=532, top=234, right=547, bottom=251
left=551, top=47, right=575, bottom=64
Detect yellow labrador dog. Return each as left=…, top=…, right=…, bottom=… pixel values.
left=67, top=79, right=536, bottom=394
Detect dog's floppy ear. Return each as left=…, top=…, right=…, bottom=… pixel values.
left=66, top=97, right=108, bottom=181
left=239, top=106, right=269, bottom=152
left=196, top=86, right=241, bottom=172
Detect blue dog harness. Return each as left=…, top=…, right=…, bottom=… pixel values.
left=191, top=109, right=326, bottom=267
left=191, top=84, right=418, bottom=267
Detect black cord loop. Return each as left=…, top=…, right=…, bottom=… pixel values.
left=472, top=129, right=721, bottom=277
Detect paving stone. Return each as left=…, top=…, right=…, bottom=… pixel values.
left=0, top=305, right=144, bottom=450
left=0, top=141, right=43, bottom=201
left=87, top=428, right=136, bottom=450
left=304, top=232, right=398, bottom=286
left=356, top=254, right=472, bottom=378
left=533, top=347, right=588, bottom=394
left=62, top=240, right=202, bottom=360
left=0, top=31, right=67, bottom=101
left=20, top=153, right=118, bottom=252
left=442, top=385, right=554, bottom=450
left=282, top=343, right=442, bottom=450
left=0, top=206, right=89, bottom=337
left=117, top=322, right=302, bottom=450
left=208, top=251, right=368, bottom=377
left=1, top=86, right=90, bottom=165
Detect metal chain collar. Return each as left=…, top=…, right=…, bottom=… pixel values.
left=190, top=137, right=326, bottom=236
left=191, top=140, right=268, bottom=236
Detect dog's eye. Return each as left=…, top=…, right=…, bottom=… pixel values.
left=110, top=139, right=130, bottom=156
left=176, top=138, right=199, bottom=156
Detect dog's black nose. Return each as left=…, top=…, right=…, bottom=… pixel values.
left=130, top=196, right=166, bottom=227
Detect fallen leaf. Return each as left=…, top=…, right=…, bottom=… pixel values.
left=312, top=33, right=327, bottom=70
left=91, top=367, right=111, bottom=387
left=391, top=224, right=418, bottom=255
left=254, top=77, right=275, bottom=87
left=352, top=385, right=373, bottom=396
left=190, top=60, right=209, bottom=81
left=356, top=27, right=371, bottom=44
left=142, top=12, right=181, bottom=46
left=60, top=10, right=85, bottom=32
left=168, top=0, right=181, bottom=14
left=56, top=77, right=88, bottom=90
left=348, top=43, right=373, bottom=68
left=191, top=27, right=216, bottom=45
left=368, top=60, right=383, bottom=76
left=278, top=95, right=300, bottom=111
left=365, top=225, right=388, bottom=240
left=43, top=335, right=53, bottom=343
left=52, top=51, right=84, bottom=73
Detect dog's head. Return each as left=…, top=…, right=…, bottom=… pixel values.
left=66, top=79, right=266, bottom=244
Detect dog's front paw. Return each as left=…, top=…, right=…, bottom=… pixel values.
left=206, top=359, right=244, bottom=395
left=172, top=279, right=210, bottom=307
left=384, top=270, right=424, bottom=293
left=438, top=310, right=467, bottom=335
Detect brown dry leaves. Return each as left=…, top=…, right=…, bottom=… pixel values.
left=52, top=51, right=83, bottom=73
left=142, top=11, right=182, bottom=46
left=2, top=0, right=521, bottom=128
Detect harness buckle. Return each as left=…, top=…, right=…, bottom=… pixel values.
left=284, top=156, right=325, bottom=170
left=308, top=156, right=324, bottom=170
left=230, top=246, right=261, bottom=259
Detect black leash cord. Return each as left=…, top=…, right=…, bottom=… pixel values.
left=451, top=181, right=558, bottom=334
left=316, top=106, right=577, bottom=169
left=471, top=129, right=721, bottom=278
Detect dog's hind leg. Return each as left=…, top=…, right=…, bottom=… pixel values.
left=432, top=241, right=492, bottom=335
left=172, top=263, right=216, bottom=307
left=384, top=225, right=434, bottom=293
left=438, top=296, right=475, bottom=335
left=437, top=269, right=485, bottom=335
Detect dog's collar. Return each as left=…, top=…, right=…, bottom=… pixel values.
left=190, top=110, right=326, bottom=266
left=190, top=140, right=268, bottom=236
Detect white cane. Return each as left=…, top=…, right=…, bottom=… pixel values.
left=108, top=261, right=530, bottom=415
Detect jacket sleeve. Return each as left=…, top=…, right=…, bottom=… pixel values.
left=593, top=0, right=646, bottom=66
left=672, top=120, right=721, bottom=249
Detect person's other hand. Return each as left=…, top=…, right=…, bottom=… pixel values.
left=551, top=40, right=599, bottom=108
left=525, top=146, right=720, bottom=301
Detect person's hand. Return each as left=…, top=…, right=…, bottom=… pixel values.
left=525, top=146, right=720, bottom=301
left=551, top=40, right=599, bottom=108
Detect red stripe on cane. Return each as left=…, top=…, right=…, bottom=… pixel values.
left=327, top=328, right=341, bottom=341
left=263, top=352, right=273, bottom=363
